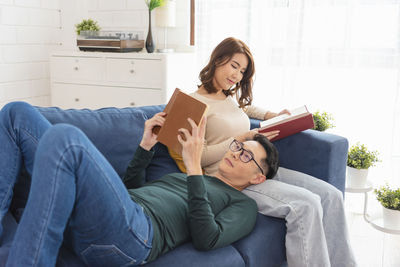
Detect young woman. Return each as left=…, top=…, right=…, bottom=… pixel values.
left=170, top=37, right=357, bottom=267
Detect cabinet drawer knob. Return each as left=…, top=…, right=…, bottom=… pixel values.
left=130, top=102, right=135, bottom=106
left=74, top=67, right=79, bottom=71
left=130, top=69, right=134, bottom=74
left=75, top=98, right=80, bottom=102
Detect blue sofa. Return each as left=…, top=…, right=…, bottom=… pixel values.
left=0, top=104, right=348, bottom=267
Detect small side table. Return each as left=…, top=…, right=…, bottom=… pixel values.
left=345, top=181, right=400, bottom=235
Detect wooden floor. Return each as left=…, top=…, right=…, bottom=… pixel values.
left=345, top=192, right=400, bottom=267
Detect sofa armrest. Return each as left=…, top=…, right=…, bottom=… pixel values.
left=250, top=119, right=348, bottom=194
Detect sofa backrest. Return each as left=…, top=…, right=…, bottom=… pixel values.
left=37, top=105, right=181, bottom=182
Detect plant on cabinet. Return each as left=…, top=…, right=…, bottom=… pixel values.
left=75, top=18, right=101, bottom=35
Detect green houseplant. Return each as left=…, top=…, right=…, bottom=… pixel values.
left=347, top=143, right=379, bottom=170
left=144, top=0, right=165, bottom=53
left=313, top=111, right=335, bottom=132
left=375, top=185, right=400, bottom=211
left=374, top=184, right=400, bottom=229
left=346, top=143, right=379, bottom=189
left=75, top=19, right=101, bottom=35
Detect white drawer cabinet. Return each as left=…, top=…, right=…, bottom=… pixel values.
left=106, top=58, right=163, bottom=88
left=51, top=56, right=105, bottom=82
left=52, top=84, right=164, bottom=109
left=50, top=51, right=195, bottom=109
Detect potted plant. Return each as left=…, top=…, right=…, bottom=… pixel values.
left=313, top=111, right=335, bottom=132
left=75, top=19, right=101, bottom=36
left=374, top=184, right=400, bottom=230
left=346, top=143, right=379, bottom=188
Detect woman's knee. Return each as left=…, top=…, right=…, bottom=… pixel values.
left=324, top=184, right=344, bottom=206
left=293, top=191, right=323, bottom=218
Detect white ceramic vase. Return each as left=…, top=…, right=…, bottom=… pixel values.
left=382, top=206, right=400, bottom=230
left=346, top=166, right=369, bottom=189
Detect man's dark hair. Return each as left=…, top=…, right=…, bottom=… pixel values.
left=252, top=134, right=279, bottom=180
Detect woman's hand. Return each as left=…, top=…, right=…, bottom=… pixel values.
left=140, top=112, right=166, bottom=151
left=177, top=117, right=207, bottom=176
left=264, top=109, right=291, bottom=120
left=278, top=109, right=291, bottom=116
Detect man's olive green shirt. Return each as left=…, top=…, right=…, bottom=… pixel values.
left=123, top=146, right=257, bottom=262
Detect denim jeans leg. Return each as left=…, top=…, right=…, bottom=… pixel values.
left=274, top=167, right=357, bottom=267
left=6, top=124, right=152, bottom=267
left=0, top=102, right=51, bottom=236
left=244, top=177, right=330, bottom=267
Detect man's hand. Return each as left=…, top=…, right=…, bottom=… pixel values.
left=140, top=112, right=166, bottom=151
left=177, top=117, right=206, bottom=176
left=257, top=129, right=280, bottom=140
left=236, top=129, right=280, bottom=142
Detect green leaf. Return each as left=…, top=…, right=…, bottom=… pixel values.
left=145, top=0, right=165, bottom=11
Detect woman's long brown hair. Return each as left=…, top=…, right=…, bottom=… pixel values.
left=199, top=37, right=255, bottom=108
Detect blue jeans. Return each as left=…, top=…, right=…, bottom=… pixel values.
left=0, top=102, right=153, bottom=267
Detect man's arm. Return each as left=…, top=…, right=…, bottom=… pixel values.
left=123, top=112, right=165, bottom=188
left=123, top=146, right=154, bottom=188
left=178, top=118, right=257, bottom=249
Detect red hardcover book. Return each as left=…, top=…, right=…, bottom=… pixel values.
left=258, top=105, right=315, bottom=141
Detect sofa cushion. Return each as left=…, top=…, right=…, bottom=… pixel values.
left=144, top=242, right=245, bottom=267
left=38, top=107, right=147, bottom=179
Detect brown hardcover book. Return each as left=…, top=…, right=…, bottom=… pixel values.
left=258, top=105, right=315, bottom=141
left=154, top=88, right=208, bottom=155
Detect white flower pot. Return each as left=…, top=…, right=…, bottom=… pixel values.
left=346, top=166, right=369, bottom=189
left=382, top=206, right=400, bottom=230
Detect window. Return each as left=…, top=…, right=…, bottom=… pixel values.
left=196, top=0, right=400, bottom=184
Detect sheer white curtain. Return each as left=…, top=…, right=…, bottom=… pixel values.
left=195, top=0, right=400, bottom=185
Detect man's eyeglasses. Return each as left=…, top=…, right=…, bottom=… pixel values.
left=229, top=139, right=264, bottom=175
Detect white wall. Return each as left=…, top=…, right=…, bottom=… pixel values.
left=0, top=0, right=192, bottom=108
left=60, top=0, right=192, bottom=51
left=0, top=0, right=61, bottom=108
